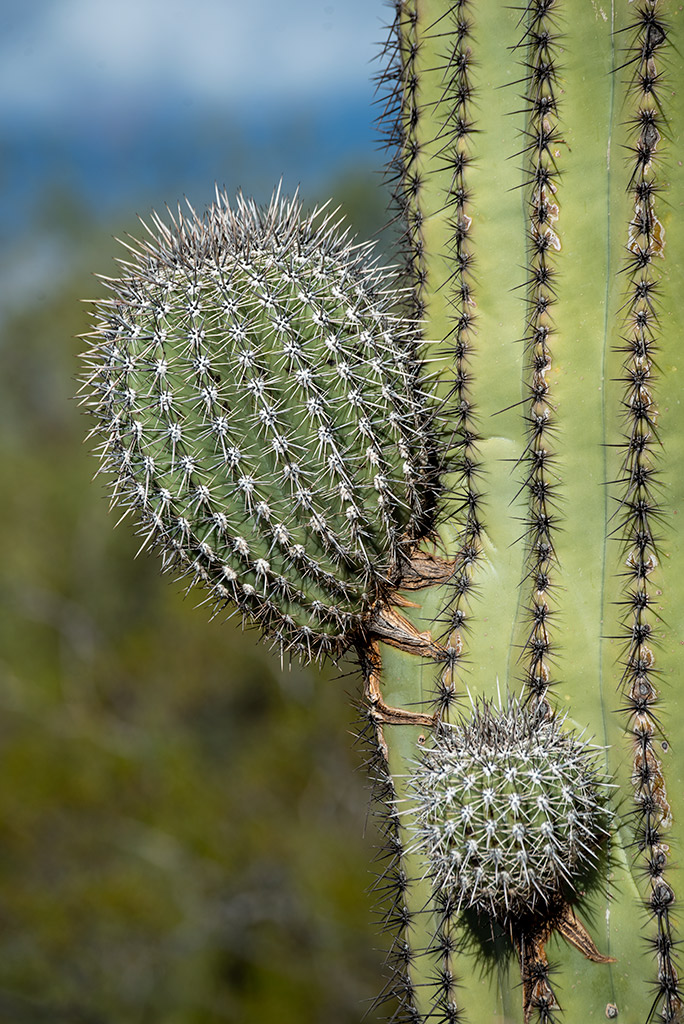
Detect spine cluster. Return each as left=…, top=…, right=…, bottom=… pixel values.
left=616, top=3, right=680, bottom=1018
left=516, top=0, right=562, bottom=708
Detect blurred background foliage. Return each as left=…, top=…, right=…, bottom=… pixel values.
left=0, top=1, right=396, bottom=1020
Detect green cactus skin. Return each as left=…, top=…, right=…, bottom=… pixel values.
left=366, top=0, right=684, bottom=1021
left=80, top=189, right=444, bottom=660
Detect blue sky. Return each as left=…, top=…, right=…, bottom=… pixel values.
left=0, top=2, right=393, bottom=312
left=0, top=0, right=386, bottom=123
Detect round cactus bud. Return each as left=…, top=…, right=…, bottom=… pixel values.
left=80, top=188, right=441, bottom=659
left=408, top=696, right=612, bottom=925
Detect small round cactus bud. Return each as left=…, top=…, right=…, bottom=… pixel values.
left=80, top=188, right=441, bottom=659
left=409, top=696, right=612, bottom=925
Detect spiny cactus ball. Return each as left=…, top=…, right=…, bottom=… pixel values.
left=409, top=697, right=612, bottom=924
left=80, top=188, right=441, bottom=659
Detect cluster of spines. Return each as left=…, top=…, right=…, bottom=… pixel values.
left=428, top=0, right=484, bottom=734
left=614, top=3, right=681, bottom=1019
left=81, top=190, right=441, bottom=662
left=424, top=892, right=464, bottom=1024
left=513, top=0, right=563, bottom=713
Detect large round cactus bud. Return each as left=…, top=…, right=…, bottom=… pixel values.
left=80, top=189, right=441, bottom=659
left=409, top=696, right=612, bottom=925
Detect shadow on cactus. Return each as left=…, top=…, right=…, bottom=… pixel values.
left=80, top=0, right=684, bottom=1021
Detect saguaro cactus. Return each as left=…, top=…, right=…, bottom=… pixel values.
left=80, top=0, right=684, bottom=1021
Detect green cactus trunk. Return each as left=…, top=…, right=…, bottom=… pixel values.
left=369, top=0, right=684, bottom=1021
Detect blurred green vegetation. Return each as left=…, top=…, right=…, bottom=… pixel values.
left=0, top=174, right=395, bottom=1022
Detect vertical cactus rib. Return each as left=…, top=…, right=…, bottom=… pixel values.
left=514, top=0, right=563, bottom=714
left=376, top=1, right=450, bottom=548
left=427, top=0, right=485, bottom=730
left=382, top=5, right=485, bottom=1018
left=372, top=10, right=458, bottom=1020
left=378, top=1, right=487, bottom=698
left=377, top=0, right=427, bottom=320
left=614, top=2, right=681, bottom=1018
left=387, top=0, right=489, bottom=708
left=416, top=7, right=482, bottom=1018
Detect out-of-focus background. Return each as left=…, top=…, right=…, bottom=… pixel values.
left=0, top=2, right=398, bottom=1020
